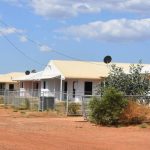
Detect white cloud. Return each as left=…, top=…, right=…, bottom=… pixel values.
left=29, top=0, right=101, bottom=19
left=0, top=27, right=23, bottom=36
left=57, top=18, right=150, bottom=42
left=29, top=0, right=150, bottom=19
left=39, top=45, right=52, bottom=52
left=118, top=0, right=150, bottom=14
left=2, top=0, right=150, bottom=19
left=19, top=35, right=28, bottom=42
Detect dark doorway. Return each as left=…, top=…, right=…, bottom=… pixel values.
left=0, top=83, right=5, bottom=90
left=35, top=82, right=39, bottom=90
left=43, top=81, right=46, bottom=89
left=64, top=81, right=68, bottom=99
left=21, top=82, right=24, bottom=88
left=64, top=82, right=67, bottom=93
left=9, top=84, right=14, bottom=91
left=84, top=82, right=92, bottom=95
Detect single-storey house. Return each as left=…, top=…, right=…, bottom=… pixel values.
left=14, top=60, right=150, bottom=101
left=0, top=72, right=25, bottom=95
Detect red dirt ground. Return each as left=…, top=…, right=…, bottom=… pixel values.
left=0, top=107, right=150, bottom=150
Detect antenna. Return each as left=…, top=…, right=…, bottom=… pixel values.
left=31, top=69, right=36, bottom=73
left=25, top=70, right=30, bottom=75
left=103, top=55, right=112, bottom=64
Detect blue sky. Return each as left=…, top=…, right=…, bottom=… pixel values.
left=0, top=0, right=150, bottom=73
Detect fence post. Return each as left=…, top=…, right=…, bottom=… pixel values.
left=4, top=90, right=7, bottom=106
left=82, top=96, right=88, bottom=120
left=66, top=92, right=69, bottom=116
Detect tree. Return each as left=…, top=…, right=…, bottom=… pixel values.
left=89, top=87, right=128, bottom=125
left=97, top=62, right=150, bottom=95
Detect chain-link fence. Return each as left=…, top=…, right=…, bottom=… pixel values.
left=125, top=95, right=150, bottom=105
left=1, top=90, right=98, bottom=115
left=3, top=91, right=39, bottom=111
left=1, top=90, right=150, bottom=117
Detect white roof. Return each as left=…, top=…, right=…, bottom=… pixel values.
left=40, top=65, right=61, bottom=79
left=14, top=71, right=44, bottom=81
left=14, top=60, right=150, bottom=81
left=14, top=69, right=61, bottom=81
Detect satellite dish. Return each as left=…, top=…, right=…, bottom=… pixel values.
left=25, top=70, right=30, bottom=75
left=104, top=55, right=112, bottom=64
left=31, top=69, right=36, bottom=73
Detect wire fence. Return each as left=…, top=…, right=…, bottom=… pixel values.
left=1, top=90, right=150, bottom=117
left=124, top=95, right=150, bottom=105
left=0, top=90, right=100, bottom=116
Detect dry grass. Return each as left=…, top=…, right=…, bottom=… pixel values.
left=120, top=100, right=150, bottom=124
left=24, top=110, right=66, bottom=118
left=0, top=96, right=4, bottom=104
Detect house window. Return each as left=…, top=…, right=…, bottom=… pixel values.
left=84, top=82, right=93, bottom=95
left=43, top=81, right=46, bottom=89
left=64, top=82, right=67, bottom=99
left=21, top=82, right=24, bottom=88
left=9, top=84, right=14, bottom=91
left=73, top=81, right=76, bottom=98
left=0, top=83, right=5, bottom=90
left=36, top=83, right=39, bottom=89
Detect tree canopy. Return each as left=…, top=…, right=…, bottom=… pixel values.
left=97, top=62, right=150, bottom=95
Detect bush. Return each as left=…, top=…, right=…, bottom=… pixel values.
left=89, top=87, right=128, bottom=125
left=55, top=102, right=66, bottom=114
left=120, top=101, right=148, bottom=124
left=25, top=98, right=30, bottom=110
left=0, top=96, right=4, bottom=104
left=68, top=102, right=81, bottom=115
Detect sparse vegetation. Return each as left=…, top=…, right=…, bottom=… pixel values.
left=120, top=100, right=149, bottom=124
left=93, top=62, right=150, bottom=126
left=55, top=101, right=66, bottom=114
left=89, top=87, right=128, bottom=125
left=139, top=123, right=149, bottom=128
left=68, top=102, right=81, bottom=115
left=0, top=96, right=4, bottom=104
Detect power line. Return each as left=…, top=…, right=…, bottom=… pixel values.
left=0, top=30, right=44, bottom=67
left=0, top=19, right=106, bottom=67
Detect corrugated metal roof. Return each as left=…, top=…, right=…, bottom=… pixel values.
left=0, top=72, right=25, bottom=83
left=14, top=71, right=44, bottom=81
left=13, top=60, right=150, bottom=81
left=52, top=60, right=150, bottom=79
left=14, top=71, right=61, bottom=81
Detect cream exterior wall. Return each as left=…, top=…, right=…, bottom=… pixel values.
left=39, top=78, right=100, bottom=101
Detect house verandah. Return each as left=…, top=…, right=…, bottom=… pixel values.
left=17, top=77, right=100, bottom=102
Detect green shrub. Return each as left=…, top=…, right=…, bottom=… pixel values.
left=68, top=102, right=81, bottom=115
left=89, top=87, right=128, bottom=125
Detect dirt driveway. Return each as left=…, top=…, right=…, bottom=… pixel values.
left=0, top=107, right=150, bottom=150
